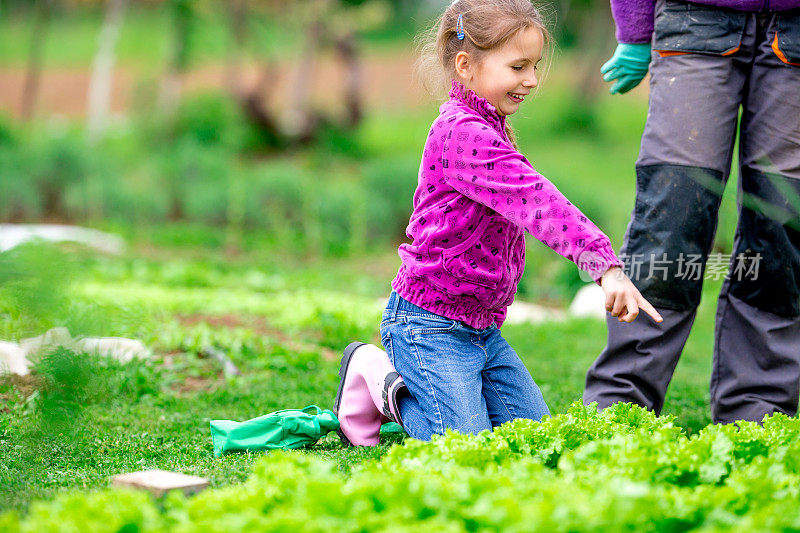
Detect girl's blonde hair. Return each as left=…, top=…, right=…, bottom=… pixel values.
left=415, top=0, right=552, bottom=147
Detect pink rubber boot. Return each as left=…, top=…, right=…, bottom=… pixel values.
left=333, top=341, right=407, bottom=446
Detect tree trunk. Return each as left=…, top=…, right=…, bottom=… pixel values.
left=283, top=14, right=323, bottom=138
left=86, top=0, right=127, bottom=143
left=225, top=0, right=284, bottom=147
left=158, top=0, right=193, bottom=116
left=225, top=0, right=248, bottom=97
left=240, top=65, right=282, bottom=140
left=574, top=0, right=616, bottom=103
left=337, top=32, right=362, bottom=129
left=20, top=0, right=52, bottom=121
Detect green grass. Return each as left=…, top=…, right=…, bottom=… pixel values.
left=0, top=233, right=726, bottom=514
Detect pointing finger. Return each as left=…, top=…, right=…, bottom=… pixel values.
left=637, top=295, right=663, bottom=323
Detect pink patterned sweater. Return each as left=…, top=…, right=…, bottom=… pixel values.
left=391, top=81, right=622, bottom=329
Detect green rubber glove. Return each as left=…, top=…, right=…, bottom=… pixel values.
left=601, top=43, right=652, bottom=95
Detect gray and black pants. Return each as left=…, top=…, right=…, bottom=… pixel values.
left=585, top=1, right=800, bottom=423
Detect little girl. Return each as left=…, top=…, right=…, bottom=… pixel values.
left=333, top=0, right=662, bottom=446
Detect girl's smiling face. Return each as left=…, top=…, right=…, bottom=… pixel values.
left=455, top=26, right=544, bottom=116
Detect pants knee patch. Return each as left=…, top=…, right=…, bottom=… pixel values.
left=622, top=164, right=725, bottom=311
left=729, top=169, right=800, bottom=317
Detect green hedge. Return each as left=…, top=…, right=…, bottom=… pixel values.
left=0, top=93, right=420, bottom=256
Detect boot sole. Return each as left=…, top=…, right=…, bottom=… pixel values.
left=333, top=341, right=367, bottom=447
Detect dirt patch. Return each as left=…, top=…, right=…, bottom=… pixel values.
left=0, top=374, right=43, bottom=414
left=174, top=375, right=222, bottom=395
left=175, top=313, right=286, bottom=341
left=176, top=313, right=255, bottom=330
left=0, top=374, right=43, bottom=398
left=174, top=313, right=340, bottom=362
left=0, top=51, right=428, bottom=119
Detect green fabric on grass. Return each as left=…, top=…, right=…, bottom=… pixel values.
left=210, top=405, right=339, bottom=457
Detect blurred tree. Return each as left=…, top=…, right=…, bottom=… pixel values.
left=558, top=0, right=616, bottom=99
left=86, top=0, right=127, bottom=143
left=537, top=0, right=618, bottom=132
left=20, top=0, right=53, bottom=121
left=226, top=0, right=389, bottom=149
left=337, top=32, right=361, bottom=128
left=157, top=0, right=197, bottom=116
left=224, top=0, right=284, bottom=148
left=224, top=0, right=248, bottom=97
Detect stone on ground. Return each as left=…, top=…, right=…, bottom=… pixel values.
left=19, top=327, right=72, bottom=358
left=504, top=300, right=565, bottom=325
left=0, top=341, right=31, bottom=376
left=569, top=283, right=607, bottom=319
left=73, top=337, right=151, bottom=363
left=0, top=223, right=124, bottom=254
left=1, top=328, right=152, bottom=377
left=111, top=470, right=209, bottom=497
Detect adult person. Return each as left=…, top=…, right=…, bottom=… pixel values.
left=584, top=0, right=800, bottom=423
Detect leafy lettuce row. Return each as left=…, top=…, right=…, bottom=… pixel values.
left=5, top=402, right=800, bottom=532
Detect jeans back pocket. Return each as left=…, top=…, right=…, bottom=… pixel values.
left=654, top=1, right=746, bottom=56
left=774, top=11, right=800, bottom=66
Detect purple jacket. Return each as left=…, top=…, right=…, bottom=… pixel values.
left=391, top=81, right=622, bottom=329
left=613, top=0, right=800, bottom=43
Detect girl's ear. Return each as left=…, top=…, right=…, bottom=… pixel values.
left=454, top=51, right=472, bottom=82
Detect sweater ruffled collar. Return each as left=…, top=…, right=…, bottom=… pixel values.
left=448, top=80, right=506, bottom=133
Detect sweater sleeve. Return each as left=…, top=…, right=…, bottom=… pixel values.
left=442, top=116, right=622, bottom=283
left=610, top=0, right=656, bottom=44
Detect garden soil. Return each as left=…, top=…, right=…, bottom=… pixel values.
left=0, top=51, right=429, bottom=119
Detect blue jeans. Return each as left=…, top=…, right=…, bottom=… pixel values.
left=380, top=291, right=550, bottom=440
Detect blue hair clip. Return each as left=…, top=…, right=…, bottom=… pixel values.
left=456, top=14, right=465, bottom=40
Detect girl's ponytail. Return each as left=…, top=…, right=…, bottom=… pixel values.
left=504, top=122, right=519, bottom=150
